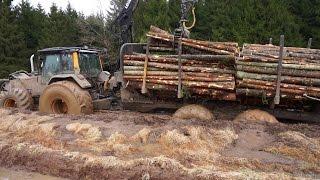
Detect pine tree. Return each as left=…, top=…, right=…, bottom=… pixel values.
left=107, top=0, right=127, bottom=20
left=0, top=0, right=27, bottom=77
left=133, top=0, right=171, bottom=42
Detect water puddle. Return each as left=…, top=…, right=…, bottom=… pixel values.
left=0, top=167, right=66, bottom=180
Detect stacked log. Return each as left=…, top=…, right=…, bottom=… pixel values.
left=237, top=43, right=320, bottom=100
left=123, top=26, right=239, bottom=101
left=146, top=26, right=239, bottom=56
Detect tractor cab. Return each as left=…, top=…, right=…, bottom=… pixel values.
left=33, top=47, right=105, bottom=83
left=1, top=46, right=112, bottom=114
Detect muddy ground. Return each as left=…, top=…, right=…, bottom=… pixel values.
left=0, top=105, right=319, bottom=179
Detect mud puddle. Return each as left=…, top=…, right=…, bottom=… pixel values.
left=0, top=167, right=66, bottom=180
left=0, top=108, right=319, bottom=179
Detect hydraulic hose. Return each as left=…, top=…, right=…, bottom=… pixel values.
left=183, top=7, right=196, bottom=30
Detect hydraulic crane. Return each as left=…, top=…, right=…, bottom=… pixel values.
left=113, top=0, right=198, bottom=44
left=111, top=0, right=198, bottom=97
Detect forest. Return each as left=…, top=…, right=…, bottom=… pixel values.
left=0, top=0, right=319, bottom=78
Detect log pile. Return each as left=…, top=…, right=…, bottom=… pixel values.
left=237, top=44, right=320, bottom=100
left=146, top=26, right=239, bottom=56
left=123, top=26, right=239, bottom=101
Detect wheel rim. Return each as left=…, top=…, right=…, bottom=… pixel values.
left=51, top=99, right=68, bottom=114
left=3, top=98, right=17, bottom=108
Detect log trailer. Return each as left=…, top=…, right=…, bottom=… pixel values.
left=117, top=26, right=320, bottom=122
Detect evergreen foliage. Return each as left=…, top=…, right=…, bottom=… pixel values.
left=0, top=0, right=320, bottom=78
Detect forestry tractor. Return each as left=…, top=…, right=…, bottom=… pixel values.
left=0, top=47, right=113, bottom=114
left=0, top=0, right=199, bottom=115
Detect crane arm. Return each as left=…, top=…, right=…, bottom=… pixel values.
left=112, top=0, right=198, bottom=44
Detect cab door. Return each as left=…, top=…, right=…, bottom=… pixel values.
left=41, top=54, right=62, bottom=84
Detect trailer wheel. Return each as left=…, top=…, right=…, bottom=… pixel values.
left=173, top=104, right=213, bottom=121
left=234, top=109, right=278, bottom=124
left=39, top=81, right=93, bottom=115
left=0, top=88, right=33, bottom=110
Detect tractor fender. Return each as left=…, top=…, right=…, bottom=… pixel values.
left=48, top=74, right=92, bottom=89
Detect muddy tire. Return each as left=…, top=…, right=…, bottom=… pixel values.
left=173, top=104, right=213, bottom=121
left=234, top=109, right=278, bottom=124
left=0, top=88, right=33, bottom=110
left=39, top=81, right=93, bottom=115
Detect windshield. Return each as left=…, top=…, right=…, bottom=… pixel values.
left=79, top=52, right=101, bottom=77
left=42, top=53, right=73, bottom=82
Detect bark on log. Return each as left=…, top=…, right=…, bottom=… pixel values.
left=127, top=81, right=236, bottom=101
left=124, top=55, right=217, bottom=66
left=238, top=79, right=320, bottom=97
left=236, top=65, right=320, bottom=78
left=237, top=82, right=311, bottom=96
left=124, top=75, right=234, bottom=82
left=124, top=70, right=232, bottom=78
left=147, top=32, right=235, bottom=55
left=124, top=60, right=235, bottom=74
left=237, top=56, right=307, bottom=65
left=191, top=88, right=236, bottom=101
left=149, top=25, right=171, bottom=35
left=160, top=54, right=235, bottom=62
left=147, top=46, right=175, bottom=52
left=237, top=61, right=320, bottom=71
left=127, top=79, right=235, bottom=90
left=148, top=26, right=238, bottom=52
left=236, top=89, right=303, bottom=99
left=288, top=52, right=320, bottom=60
left=124, top=66, right=162, bottom=71
left=241, top=79, right=320, bottom=93
left=236, top=71, right=320, bottom=86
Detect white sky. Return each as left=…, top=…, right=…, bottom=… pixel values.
left=12, top=0, right=112, bottom=16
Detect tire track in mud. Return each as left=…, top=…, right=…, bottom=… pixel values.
left=0, top=108, right=319, bottom=179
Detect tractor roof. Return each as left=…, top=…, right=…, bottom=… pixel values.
left=38, top=47, right=99, bottom=54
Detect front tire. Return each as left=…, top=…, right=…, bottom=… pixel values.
left=39, top=81, right=93, bottom=115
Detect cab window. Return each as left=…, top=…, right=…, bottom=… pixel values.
left=42, top=53, right=73, bottom=82
left=43, top=54, right=61, bottom=80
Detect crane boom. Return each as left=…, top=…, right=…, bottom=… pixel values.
left=113, top=0, right=198, bottom=45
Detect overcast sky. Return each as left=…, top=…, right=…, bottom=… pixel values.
left=12, top=0, right=112, bottom=16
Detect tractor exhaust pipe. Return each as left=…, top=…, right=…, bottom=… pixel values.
left=30, top=54, right=35, bottom=73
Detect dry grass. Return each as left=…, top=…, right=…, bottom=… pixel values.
left=265, top=131, right=320, bottom=165
left=0, top=109, right=318, bottom=179
left=131, top=128, right=151, bottom=144
left=66, top=123, right=102, bottom=141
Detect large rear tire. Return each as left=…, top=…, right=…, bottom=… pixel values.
left=39, top=81, right=93, bottom=115
left=0, top=88, right=33, bottom=110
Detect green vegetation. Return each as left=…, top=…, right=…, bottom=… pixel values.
left=0, top=0, right=320, bottom=78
